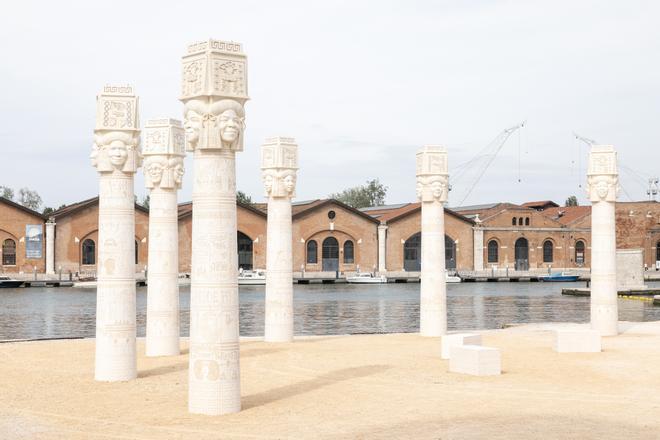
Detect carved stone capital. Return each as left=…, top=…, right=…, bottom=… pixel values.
left=587, top=145, right=619, bottom=203
left=182, top=98, right=245, bottom=152
left=261, top=137, right=298, bottom=198
left=92, top=86, right=142, bottom=174
left=416, top=145, right=448, bottom=203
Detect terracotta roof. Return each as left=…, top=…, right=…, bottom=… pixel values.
left=0, top=196, right=46, bottom=220
left=540, top=206, right=591, bottom=225
left=291, top=199, right=381, bottom=224
left=363, top=202, right=474, bottom=225
left=52, top=196, right=149, bottom=219
left=177, top=200, right=267, bottom=220
left=522, top=200, right=559, bottom=209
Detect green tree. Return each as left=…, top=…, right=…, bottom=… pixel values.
left=330, top=179, right=388, bottom=209
left=18, top=187, right=42, bottom=211
left=42, top=204, right=67, bottom=217
left=565, top=195, right=579, bottom=207
left=236, top=190, right=253, bottom=205
left=0, top=185, right=14, bottom=200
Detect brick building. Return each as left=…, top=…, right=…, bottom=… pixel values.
left=2, top=195, right=660, bottom=275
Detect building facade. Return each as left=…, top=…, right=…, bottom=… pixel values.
left=2, top=195, right=660, bottom=275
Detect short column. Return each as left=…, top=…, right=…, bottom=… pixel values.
left=377, top=225, right=388, bottom=273
left=45, top=218, right=56, bottom=275
left=91, top=85, right=142, bottom=382
left=416, top=146, right=449, bottom=337
left=587, top=146, right=619, bottom=336
left=143, top=118, right=186, bottom=357
left=261, top=137, right=298, bottom=342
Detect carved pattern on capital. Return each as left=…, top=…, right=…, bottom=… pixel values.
left=91, top=132, right=142, bottom=174
left=261, top=137, right=298, bottom=198
left=183, top=99, right=245, bottom=152
left=416, top=175, right=449, bottom=203
left=144, top=156, right=185, bottom=190
left=587, top=146, right=618, bottom=203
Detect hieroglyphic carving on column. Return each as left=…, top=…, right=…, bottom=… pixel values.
left=261, top=137, right=298, bottom=199
left=587, top=146, right=619, bottom=203
left=92, top=85, right=141, bottom=381
left=261, top=137, right=298, bottom=343
left=416, top=146, right=449, bottom=203
left=416, top=146, right=449, bottom=337
left=181, top=39, right=249, bottom=415
left=143, top=119, right=186, bottom=357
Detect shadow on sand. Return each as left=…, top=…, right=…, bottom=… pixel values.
left=242, top=364, right=391, bottom=409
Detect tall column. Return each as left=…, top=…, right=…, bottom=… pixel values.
left=181, top=39, right=249, bottom=415
left=377, top=225, right=388, bottom=273
left=91, top=85, right=141, bottom=381
left=416, top=146, right=449, bottom=337
left=473, top=217, right=484, bottom=271
left=143, top=118, right=186, bottom=356
left=587, top=145, right=619, bottom=336
left=45, top=218, right=56, bottom=274
left=262, top=137, right=298, bottom=342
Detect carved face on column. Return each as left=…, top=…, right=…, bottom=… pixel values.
left=171, top=158, right=185, bottom=185
left=587, top=175, right=618, bottom=202
left=213, top=100, right=245, bottom=151
left=283, top=172, right=296, bottom=194
left=108, top=141, right=128, bottom=168
left=183, top=100, right=205, bottom=151
left=263, top=173, right=274, bottom=195
left=145, top=159, right=165, bottom=185
left=416, top=175, right=448, bottom=203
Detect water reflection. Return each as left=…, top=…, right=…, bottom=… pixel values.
left=1, top=282, right=659, bottom=340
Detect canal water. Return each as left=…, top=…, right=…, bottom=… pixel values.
left=1, top=282, right=659, bottom=340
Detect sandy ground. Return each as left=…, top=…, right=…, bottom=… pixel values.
left=1, top=322, right=660, bottom=440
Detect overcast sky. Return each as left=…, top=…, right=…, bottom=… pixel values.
left=1, top=1, right=658, bottom=210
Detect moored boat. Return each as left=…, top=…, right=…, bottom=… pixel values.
left=0, top=276, right=24, bottom=288
left=346, top=272, right=388, bottom=284
left=238, top=269, right=266, bottom=285
left=539, top=272, right=580, bottom=282
left=446, top=273, right=462, bottom=283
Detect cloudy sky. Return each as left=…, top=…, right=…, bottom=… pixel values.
left=1, top=1, right=658, bottom=210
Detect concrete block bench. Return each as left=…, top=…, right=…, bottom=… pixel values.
left=441, top=333, right=482, bottom=359
left=554, top=329, right=601, bottom=353
left=449, top=345, right=501, bottom=376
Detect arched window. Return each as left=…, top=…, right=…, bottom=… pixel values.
left=81, top=239, right=95, bottom=265
left=404, top=233, right=421, bottom=271
left=487, top=240, right=498, bottom=263
left=656, top=241, right=660, bottom=261
left=543, top=240, right=553, bottom=263
left=2, top=239, right=16, bottom=265
left=445, top=235, right=457, bottom=270
left=306, top=240, right=318, bottom=264
left=135, top=240, right=139, bottom=264
left=237, top=232, right=253, bottom=270
left=511, top=217, right=516, bottom=226
left=525, top=217, right=530, bottom=226
left=575, top=240, right=585, bottom=266
left=343, top=240, right=354, bottom=263
left=518, top=217, right=523, bottom=226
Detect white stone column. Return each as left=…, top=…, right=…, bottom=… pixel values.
left=416, top=146, right=449, bottom=337
left=45, top=218, right=56, bottom=274
left=143, top=118, right=186, bottom=357
left=181, top=39, right=249, bottom=415
left=261, top=137, right=298, bottom=342
left=91, top=85, right=142, bottom=381
left=587, top=145, right=619, bottom=336
left=377, top=224, right=388, bottom=273
left=473, top=218, right=484, bottom=271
